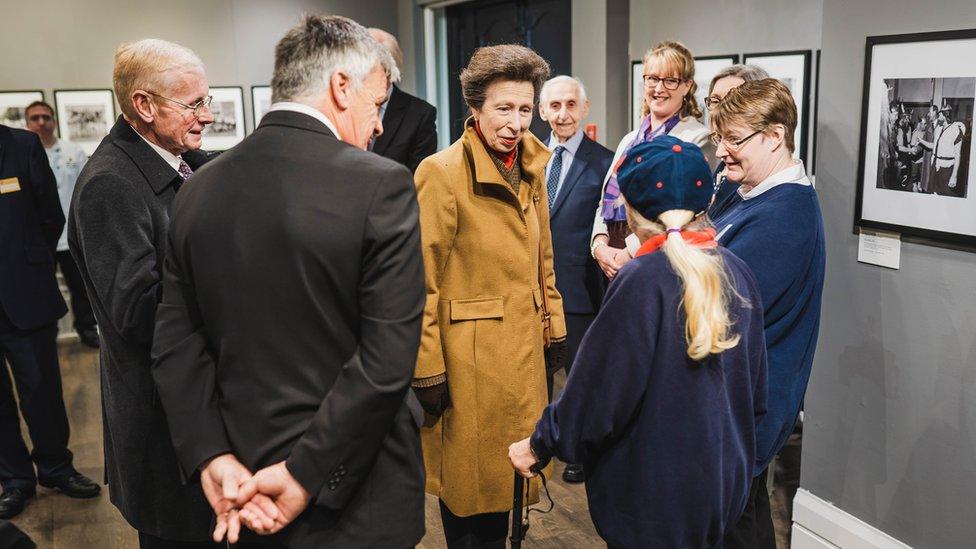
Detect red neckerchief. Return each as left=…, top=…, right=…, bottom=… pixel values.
left=634, top=228, right=718, bottom=257
left=474, top=120, right=518, bottom=170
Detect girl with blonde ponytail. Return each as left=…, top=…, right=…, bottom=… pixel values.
left=510, top=136, right=768, bottom=547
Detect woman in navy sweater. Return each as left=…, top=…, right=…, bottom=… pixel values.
left=708, top=79, right=826, bottom=548
left=509, top=136, right=768, bottom=548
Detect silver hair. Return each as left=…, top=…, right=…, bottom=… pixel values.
left=708, top=64, right=770, bottom=94
left=539, top=75, right=588, bottom=104
left=272, top=14, right=399, bottom=103
left=113, top=38, right=205, bottom=120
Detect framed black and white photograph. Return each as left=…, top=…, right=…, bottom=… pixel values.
left=742, top=50, right=812, bottom=163
left=694, top=54, right=740, bottom=117
left=54, top=89, right=115, bottom=155
left=251, top=85, right=272, bottom=130
left=202, top=86, right=245, bottom=150
left=0, top=90, right=44, bottom=129
left=631, top=61, right=644, bottom=132
left=855, top=29, right=976, bottom=248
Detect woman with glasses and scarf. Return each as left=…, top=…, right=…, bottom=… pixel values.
left=707, top=79, right=826, bottom=548
left=590, top=41, right=715, bottom=280
left=510, top=136, right=768, bottom=548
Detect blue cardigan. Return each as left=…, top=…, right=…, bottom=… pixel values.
left=712, top=183, right=825, bottom=475
left=531, top=247, right=768, bottom=548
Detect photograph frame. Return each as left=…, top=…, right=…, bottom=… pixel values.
left=631, top=60, right=644, bottom=132
left=53, top=88, right=116, bottom=156
left=854, top=28, right=976, bottom=250
left=202, top=86, right=246, bottom=151
left=250, top=85, right=272, bottom=131
left=0, top=90, right=45, bottom=130
left=742, top=49, right=812, bottom=164
left=694, top=54, right=740, bottom=119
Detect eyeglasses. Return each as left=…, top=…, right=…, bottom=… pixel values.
left=703, top=96, right=723, bottom=110
left=643, top=75, right=684, bottom=90
left=28, top=114, right=54, bottom=123
left=709, top=129, right=763, bottom=151
left=146, top=91, right=213, bottom=117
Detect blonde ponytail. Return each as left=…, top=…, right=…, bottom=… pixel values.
left=634, top=209, right=741, bottom=360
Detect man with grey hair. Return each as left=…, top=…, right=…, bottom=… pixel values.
left=367, top=27, right=437, bottom=172
left=68, top=38, right=220, bottom=548
left=151, top=14, right=426, bottom=547
left=537, top=75, right=613, bottom=484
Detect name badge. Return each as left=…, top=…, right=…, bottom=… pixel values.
left=0, top=177, right=21, bottom=194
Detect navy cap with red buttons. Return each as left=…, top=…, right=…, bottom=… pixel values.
left=617, top=135, right=713, bottom=221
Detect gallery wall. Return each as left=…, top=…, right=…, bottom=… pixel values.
left=801, top=0, right=976, bottom=546
left=0, top=0, right=399, bottom=132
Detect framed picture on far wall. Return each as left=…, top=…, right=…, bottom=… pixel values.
left=202, top=86, right=245, bottom=150
left=743, top=50, right=812, bottom=164
left=854, top=28, right=976, bottom=249
left=694, top=54, right=740, bottom=116
left=54, top=89, right=115, bottom=155
left=251, top=85, right=272, bottom=130
left=631, top=61, right=644, bottom=132
left=0, top=90, right=44, bottom=129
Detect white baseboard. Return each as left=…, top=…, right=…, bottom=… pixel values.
left=792, top=489, right=912, bottom=548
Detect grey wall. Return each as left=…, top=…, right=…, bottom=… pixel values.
left=0, top=0, right=398, bottom=131
left=571, top=0, right=629, bottom=148
left=801, top=1, right=976, bottom=547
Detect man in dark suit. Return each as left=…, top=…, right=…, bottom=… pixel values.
left=151, top=15, right=426, bottom=548
left=0, top=123, right=100, bottom=519
left=68, top=39, right=220, bottom=548
left=368, top=28, right=438, bottom=172
left=538, top=76, right=614, bottom=483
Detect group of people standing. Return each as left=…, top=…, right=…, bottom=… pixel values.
left=1, top=11, right=826, bottom=549
left=883, top=100, right=967, bottom=196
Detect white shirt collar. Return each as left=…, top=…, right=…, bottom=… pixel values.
left=267, top=102, right=340, bottom=139
left=133, top=126, right=182, bottom=172
left=547, top=128, right=584, bottom=156
left=739, top=160, right=811, bottom=200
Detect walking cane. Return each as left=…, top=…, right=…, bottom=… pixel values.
left=510, top=472, right=526, bottom=548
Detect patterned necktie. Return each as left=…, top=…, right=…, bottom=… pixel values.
left=547, top=145, right=565, bottom=209
left=175, top=159, right=193, bottom=193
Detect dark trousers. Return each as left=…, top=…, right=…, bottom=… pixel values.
left=723, top=468, right=776, bottom=549
left=55, top=251, right=96, bottom=332
left=0, top=306, right=74, bottom=491
left=438, top=500, right=508, bottom=549
left=546, top=312, right=595, bottom=400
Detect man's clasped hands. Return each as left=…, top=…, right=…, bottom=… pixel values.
left=200, top=454, right=313, bottom=543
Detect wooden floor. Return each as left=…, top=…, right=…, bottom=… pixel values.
left=9, top=337, right=795, bottom=548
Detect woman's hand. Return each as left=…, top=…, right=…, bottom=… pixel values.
left=594, top=245, right=625, bottom=279
left=509, top=438, right=539, bottom=478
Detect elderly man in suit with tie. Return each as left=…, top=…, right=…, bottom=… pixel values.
left=367, top=28, right=438, bottom=172
left=538, top=75, right=614, bottom=484
left=68, top=39, right=220, bottom=548
left=151, top=15, right=426, bottom=548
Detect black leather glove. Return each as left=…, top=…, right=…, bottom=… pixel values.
left=545, top=340, right=569, bottom=377
left=413, top=381, right=451, bottom=417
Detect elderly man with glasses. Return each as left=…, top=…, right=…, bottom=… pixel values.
left=68, top=39, right=221, bottom=548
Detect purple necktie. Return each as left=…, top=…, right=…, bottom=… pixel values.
left=177, top=159, right=193, bottom=181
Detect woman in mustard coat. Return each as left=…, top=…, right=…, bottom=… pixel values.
left=412, top=44, right=568, bottom=547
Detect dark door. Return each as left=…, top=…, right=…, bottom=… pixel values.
left=446, top=0, right=572, bottom=142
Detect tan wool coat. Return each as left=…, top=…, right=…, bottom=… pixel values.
left=413, top=120, right=567, bottom=516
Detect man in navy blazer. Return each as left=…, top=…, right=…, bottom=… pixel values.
left=538, top=76, right=614, bottom=482
left=0, top=124, right=99, bottom=520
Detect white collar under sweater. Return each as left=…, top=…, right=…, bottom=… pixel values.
left=739, top=160, right=812, bottom=200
